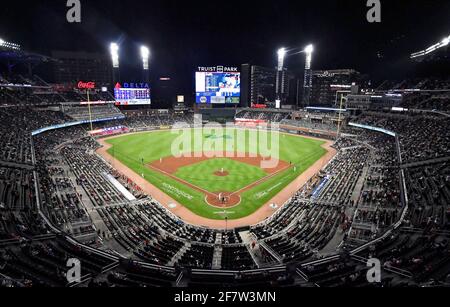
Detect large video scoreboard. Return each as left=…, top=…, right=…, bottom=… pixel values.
left=195, top=66, right=240, bottom=104
left=114, top=82, right=151, bottom=105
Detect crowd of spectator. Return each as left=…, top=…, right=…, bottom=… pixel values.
left=63, top=104, right=123, bottom=122
left=0, top=97, right=449, bottom=286
left=375, top=78, right=450, bottom=92
left=405, top=162, right=450, bottom=231
left=402, top=93, right=450, bottom=112
left=352, top=112, right=450, bottom=164
left=235, top=109, right=291, bottom=122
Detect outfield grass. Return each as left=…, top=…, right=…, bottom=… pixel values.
left=106, top=128, right=327, bottom=220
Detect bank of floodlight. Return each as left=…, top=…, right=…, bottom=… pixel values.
left=304, top=44, right=314, bottom=70
left=110, top=43, right=119, bottom=68
left=141, top=46, right=150, bottom=70
left=304, top=44, right=314, bottom=54
left=411, top=35, right=450, bottom=59
left=442, top=35, right=450, bottom=46
left=277, top=48, right=286, bottom=71
left=0, top=37, right=21, bottom=50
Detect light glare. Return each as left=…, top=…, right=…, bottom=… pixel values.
left=277, top=48, right=286, bottom=58
left=141, top=46, right=150, bottom=59
left=141, top=46, right=150, bottom=70
left=304, top=44, right=314, bottom=53
left=110, top=43, right=119, bottom=68
left=110, top=43, right=119, bottom=53
left=442, top=36, right=450, bottom=46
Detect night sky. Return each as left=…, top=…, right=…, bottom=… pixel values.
left=0, top=0, right=449, bottom=94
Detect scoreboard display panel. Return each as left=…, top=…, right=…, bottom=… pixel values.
left=114, top=83, right=151, bottom=105
left=195, top=67, right=240, bottom=104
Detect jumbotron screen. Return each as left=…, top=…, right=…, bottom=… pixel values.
left=114, top=82, right=151, bottom=106
left=195, top=68, right=240, bottom=104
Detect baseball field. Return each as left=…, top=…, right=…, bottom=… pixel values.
left=104, top=128, right=328, bottom=220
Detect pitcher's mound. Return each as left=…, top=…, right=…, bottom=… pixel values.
left=213, top=170, right=229, bottom=177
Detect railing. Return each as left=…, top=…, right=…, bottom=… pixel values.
left=349, top=133, right=409, bottom=256
left=351, top=254, right=413, bottom=279
left=259, top=241, right=283, bottom=264
left=67, top=274, right=92, bottom=288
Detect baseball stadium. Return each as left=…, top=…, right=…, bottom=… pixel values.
left=0, top=0, right=450, bottom=294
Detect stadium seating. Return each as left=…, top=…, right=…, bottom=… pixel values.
left=235, top=109, right=291, bottom=122
left=1, top=79, right=450, bottom=287
left=353, top=113, right=450, bottom=164
left=63, top=104, right=124, bottom=122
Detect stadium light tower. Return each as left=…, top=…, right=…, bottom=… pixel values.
left=277, top=48, right=286, bottom=71
left=110, top=42, right=120, bottom=84
left=141, top=46, right=150, bottom=70
left=275, top=48, right=287, bottom=109
left=110, top=43, right=119, bottom=68
left=303, top=44, right=314, bottom=106
left=141, top=46, right=150, bottom=83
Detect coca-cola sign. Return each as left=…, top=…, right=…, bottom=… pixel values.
left=77, top=81, right=96, bottom=89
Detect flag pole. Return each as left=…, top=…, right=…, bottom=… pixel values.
left=87, top=89, right=93, bottom=131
